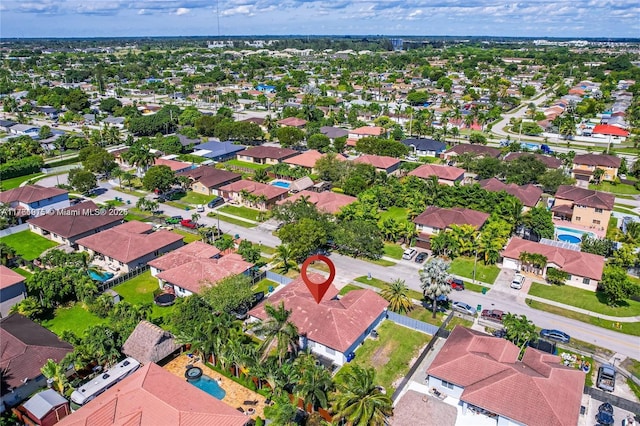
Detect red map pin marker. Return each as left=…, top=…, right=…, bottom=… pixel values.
left=301, top=255, right=336, bottom=304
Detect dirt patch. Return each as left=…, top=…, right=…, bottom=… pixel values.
left=370, top=341, right=397, bottom=369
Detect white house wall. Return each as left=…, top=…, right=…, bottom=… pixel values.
left=427, top=376, right=464, bottom=399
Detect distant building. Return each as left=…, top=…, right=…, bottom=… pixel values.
left=0, top=266, right=27, bottom=317
left=0, top=185, right=70, bottom=223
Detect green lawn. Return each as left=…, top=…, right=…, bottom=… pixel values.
left=338, top=284, right=363, bottom=296
left=253, top=279, right=279, bottom=295
left=0, top=173, right=44, bottom=190
left=171, top=229, right=200, bottom=243
left=3, top=231, right=59, bottom=260
left=383, top=243, right=404, bottom=260
left=259, top=245, right=276, bottom=255
left=179, top=191, right=213, bottom=206
left=449, top=256, right=500, bottom=284
left=41, top=303, right=107, bottom=336
left=218, top=205, right=261, bottom=221
left=112, top=270, right=175, bottom=324
left=407, top=306, right=447, bottom=326
left=11, top=267, right=32, bottom=278
left=224, top=159, right=271, bottom=171
left=614, top=207, right=638, bottom=216
left=528, top=282, right=640, bottom=317
left=177, top=154, right=208, bottom=164
left=363, top=257, right=396, bottom=267
left=379, top=207, right=409, bottom=222
left=124, top=212, right=150, bottom=222
left=588, top=182, right=640, bottom=195
left=526, top=299, right=640, bottom=336
left=354, top=276, right=423, bottom=300
left=208, top=213, right=257, bottom=228
left=445, top=316, right=474, bottom=331
left=464, top=281, right=488, bottom=293
left=341, top=320, right=431, bottom=395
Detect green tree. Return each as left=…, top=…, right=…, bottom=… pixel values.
left=600, top=266, right=638, bottom=306
left=142, top=165, right=176, bottom=193
left=99, top=97, right=122, bottom=113
left=38, top=125, right=52, bottom=140
left=294, top=353, right=334, bottom=412
left=419, top=257, right=452, bottom=318
left=237, top=239, right=261, bottom=263
left=9, top=296, right=43, bottom=319
left=468, top=131, right=487, bottom=145
left=307, top=133, right=331, bottom=153
left=333, top=365, right=393, bottom=426
left=521, top=207, right=554, bottom=240
left=40, top=359, right=68, bottom=394
left=201, top=273, right=254, bottom=313
left=502, top=313, right=537, bottom=357
left=278, top=218, right=330, bottom=261
left=538, top=169, right=575, bottom=193
left=68, top=168, right=97, bottom=194
left=79, top=146, right=117, bottom=175
left=380, top=279, right=414, bottom=314
left=546, top=268, right=569, bottom=285
left=273, top=244, right=298, bottom=274
left=333, top=219, right=384, bottom=259
left=276, top=126, right=305, bottom=148
left=251, top=301, right=299, bottom=365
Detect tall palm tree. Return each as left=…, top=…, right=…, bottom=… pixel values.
left=251, top=302, right=299, bottom=365
left=333, top=365, right=393, bottom=426
left=41, top=359, right=68, bottom=394
left=419, top=257, right=452, bottom=318
left=274, top=244, right=298, bottom=274
left=380, top=279, right=414, bottom=314
left=294, top=353, right=333, bottom=412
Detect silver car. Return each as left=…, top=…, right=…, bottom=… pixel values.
left=452, top=301, right=476, bottom=316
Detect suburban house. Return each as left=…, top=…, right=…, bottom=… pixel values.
left=236, top=146, right=299, bottom=165
left=56, top=363, right=250, bottom=426
left=353, top=154, right=401, bottom=175
left=76, top=221, right=184, bottom=273
left=191, top=141, right=246, bottom=161
left=401, top=138, right=447, bottom=157
left=478, top=178, right=543, bottom=211
left=551, top=185, right=614, bottom=231
left=348, top=126, right=385, bottom=140
left=219, top=180, right=288, bottom=210
left=426, top=326, right=583, bottom=426
left=153, top=158, right=194, bottom=173
left=276, top=190, right=357, bottom=214
left=501, top=237, right=605, bottom=289
left=122, top=321, right=180, bottom=365
left=177, top=166, right=241, bottom=197
left=9, top=124, right=40, bottom=137
left=408, top=164, right=465, bottom=186
left=277, top=117, right=307, bottom=128
left=102, top=116, right=125, bottom=129
left=320, top=126, right=349, bottom=141
left=27, top=201, right=124, bottom=247
left=413, top=206, right=490, bottom=249
left=0, top=266, right=27, bottom=317
left=18, top=389, right=70, bottom=426
left=283, top=150, right=346, bottom=173
left=503, top=152, right=563, bottom=170
left=591, top=123, right=629, bottom=140
left=0, top=185, right=69, bottom=223
left=149, top=241, right=221, bottom=275
left=0, top=314, right=73, bottom=410
left=441, top=144, right=501, bottom=162
left=249, top=276, right=389, bottom=366
left=0, top=119, right=17, bottom=132
left=571, top=154, right=622, bottom=183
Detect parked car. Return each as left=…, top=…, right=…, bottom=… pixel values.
left=449, top=278, right=465, bottom=291
left=480, top=309, right=504, bottom=322
left=415, top=252, right=428, bottom=263
left=510, top=273, right=525, bottom=289
left=452, top=301, right=476, bottom=316
left=196, top=204, right=205, bottom=212
left=539, top=329, right=570, bottom=343
left=402, top=248, right=417, bottom=260
left=180, top=219, right=198, bottom=229
left=596, top=365, right=616, bottom=392
left=492, top=329, right=506, bottom=338
left=165, top=216, right=182, bottom=224
left=207, top=196, right=224, bottom=208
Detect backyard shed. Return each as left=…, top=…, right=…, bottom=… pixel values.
left=289, top=176, right=314, bottom=193
left=122, top=320, right=180, bottom=364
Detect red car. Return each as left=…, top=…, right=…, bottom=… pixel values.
left=481, top=309, right=504, bottom=322
left=449, top=278, right=465, bottom=291
left=180, top=219, right=197, bottom=229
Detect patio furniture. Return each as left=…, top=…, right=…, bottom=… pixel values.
left=429, top=388, right=446, bottom=400
left=243, top=400, right=258, bottom=406
left=246, top=408, right=256, bottom=416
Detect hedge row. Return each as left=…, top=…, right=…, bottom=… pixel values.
left=0, top=156, right=44, bottom=180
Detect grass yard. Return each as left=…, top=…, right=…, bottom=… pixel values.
left=209, top=212, right=257, bottom=228
left=407, top=306, right=447, bottom=326
left=112, top=270, right=175, bottom=324
left=41, top=302, right=106, bottom=336
left=379, top=207, right=409, bottom=222
left=2, top=231, right=59, bottom=260
left=343, top=320, right=431, bottom=394
left=588, top=182, right=640, bottom=195
left=354, top=276, right=424, bottom=300
left=1, top=173, right=44, bottom=190
left=445, top=316, right=474, bottom=331
left=179, top=191, right=213, bottom=206
left=528, top=282, right=640, bottom=317
left=364, top=257, right=396, bottom=267
left=383, top=243, right=405, bottom=260
left=259, top=245, right=276, bottom=255
left=621, top=357, right=640, bottom=380
left=526, top=299, right=640, bottom=336
left=124, top=212, right=149, bottom=222
left=464, top=281, right=488, bottom=293
left=224, top=159, right=271, bottom=171
left=171, top=229, right=200, bottom=243
left=338, top=284, right=362, bottom=296
left=218, top=205, right=261, bottom=221
left=556, top=348, right=594, bottom=387
left=253, top=279, right=279, bottom=295
left=449, top=256, right=500, bottom=284
left=11, top=267, right=32, bottom=278
left=614, top=207, right=638, bottom=216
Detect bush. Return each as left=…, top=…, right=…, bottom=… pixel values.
left=331, top=187, right=344, bottom=193
left=0, top=155, right=44, bottom=179
left=254, top=417, right=264, bottom=426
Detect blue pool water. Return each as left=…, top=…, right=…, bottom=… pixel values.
left=558, top=234, right=581, bottom=244
left=87, top=270, right=114, bottom=282
left=271, top=180, right=290, bottom=189
left=554, top=226, right=595, bottom=243
left=189, top=376, right=226, bottom=400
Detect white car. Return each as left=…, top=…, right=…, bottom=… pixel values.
left=196, top=204, right=205, bottom=212
left=402, top=248, right=417, bottom=260
left=510, top=273, right=525, bottom=289
left=452, top=301, right=476, bottom=316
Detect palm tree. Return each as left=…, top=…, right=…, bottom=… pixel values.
left=41, top=359, right=68, bottom=394
left=124, top=143, right=155, bottom=175
left=333, top=365, right=393, bottom=426
left=502, top=313, right=537, bottom=358
left=419, top=257, right=452, bottom=318
left=294, top=353, right=333, bottom=412
left=380, top=279, right=414, bottom=314
left=120, top=171, right=135, bottom=190
left=274, top=244, right=298, bottom=274
left=251, top=302, right=299, bottom=365
left=191, top=212, right=201, bottom=223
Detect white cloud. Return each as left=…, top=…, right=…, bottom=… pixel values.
left=175, top=7, right=189, bottom=15
left=221, top=5, right=253, bottom=16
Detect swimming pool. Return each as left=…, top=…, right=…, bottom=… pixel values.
left=188, top=376, right=226, bottom=400
left=271, top=180, right=290, bottom=189
left=555, top=226, right=595, bottom=243
left=87, top=270, right=114, bottom=282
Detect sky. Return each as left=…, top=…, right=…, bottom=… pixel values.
left=1, top=0, right=639, bottom=39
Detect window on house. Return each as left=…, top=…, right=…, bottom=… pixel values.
left=595, top=208, right=603, bottom=213
left=593, top=220, right=601, bottom=225
left=575, top=217, right=581, bottom=221
left=441, top=380, right=454, bottom=389
left=583, top=277, right=590, bottom=285
left=567, top=275, right=572, bottom=280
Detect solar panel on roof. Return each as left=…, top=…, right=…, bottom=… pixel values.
left=539, top=238, right=581, bottom=251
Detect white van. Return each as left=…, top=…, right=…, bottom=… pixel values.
left=402, top=248, right=417, bottom=260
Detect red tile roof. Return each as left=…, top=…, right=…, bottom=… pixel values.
left=408, top=164, right=465, bottom=182
left=503, top=152, right=563, bottom=169
left=554, top=185, right=615, bottom=210
left=76, top=221, right=183, bottom=264
left=27, top=201, right=124, bottom=238
left=592, top=124, right=629, bottom=137
left=237, top=146, right=299, bottom=160
left=0, top=185, right=68, bottom=204
left=501, top=237, right=605, bottom=280
left=427, top=326, right=583, bottom=426
left=573, top=153, right=622, bottom=168
left=413, top=206, right=489, bottom=230
left=283, top=150, right=345, bottom=169
left=0, top=265, right=25, bottom=290
left=1, top=314, right=73, bottom=396
left=478, top=178, right=543, bottom=208
left=350, top=126, right=385, bottom=136
left=249, top=276, right=388, bottom=352
left=57, top=363, right=249, bottom=426
left=156, top=253, right=252, bottom=294
left=148, top=241, right=221, bottom=271
left=276, top=190, right=356, bottom=214
left=277, top=117, right=307, bottom=127
left=178, top=166, right=241, bottom=189
left=219, top=179, right=288, bottom=201
left=353, top=154, right=401, bottom=171
left=153, top=158, right=192, bottom=172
